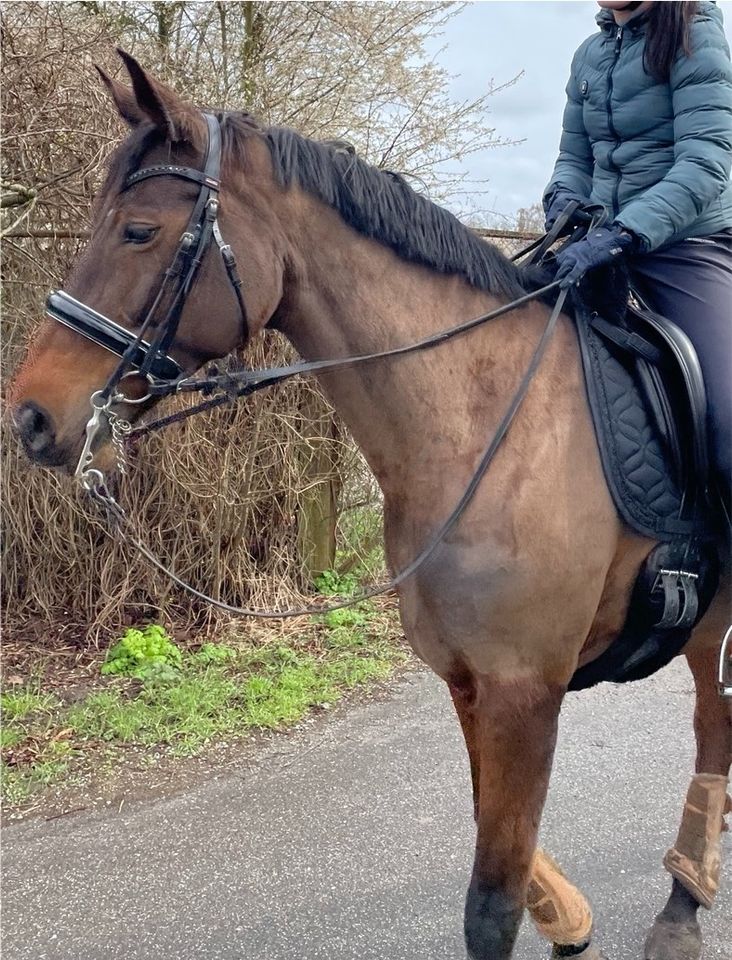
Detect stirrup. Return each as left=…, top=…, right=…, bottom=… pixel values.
left=719, top=625, right=732, bottom=697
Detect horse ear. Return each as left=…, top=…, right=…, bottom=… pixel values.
left=115, top=48, right=201, bottom=144
left=95, top=65, right=147, bottom=128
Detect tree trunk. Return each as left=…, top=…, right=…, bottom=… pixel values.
left=241, top=1, right=264, bottom=106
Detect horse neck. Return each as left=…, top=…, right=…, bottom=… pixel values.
left=271, top=191, right=543, bottom=490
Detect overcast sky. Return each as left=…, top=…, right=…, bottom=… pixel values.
left=427, top=0, right=732, bottom=224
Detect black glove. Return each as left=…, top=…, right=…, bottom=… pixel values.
left=543, top=188, right=606, bottom=231
left=554, top=224, right=635, bottom=288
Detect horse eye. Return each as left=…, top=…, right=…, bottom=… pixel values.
left=123, top=224, right=157, bottom=245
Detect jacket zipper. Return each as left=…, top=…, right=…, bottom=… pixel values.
left=606, top=26, right=623, bottom=218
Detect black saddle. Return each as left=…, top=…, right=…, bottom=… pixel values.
left=567, top=279, right=721, bottom=691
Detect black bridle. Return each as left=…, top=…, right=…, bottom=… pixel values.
left=46, top=112, right=247, bottom=395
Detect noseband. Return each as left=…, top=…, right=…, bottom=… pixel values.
left=45, top=112, right=247, bottom=390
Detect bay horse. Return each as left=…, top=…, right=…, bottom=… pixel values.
left=8, top=52, right=731, bottom=960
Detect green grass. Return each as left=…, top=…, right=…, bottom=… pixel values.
left=3, top=752, right=73, bottom=808
left=1, top=689, right=58, bottom=721
left=1, top=605, right=406, bottom=810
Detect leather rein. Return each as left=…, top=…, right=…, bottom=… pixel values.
left=45, top=110, right=572, bottom=618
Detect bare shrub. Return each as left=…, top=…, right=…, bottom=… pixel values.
left=2, top=2, right=518, bottom=644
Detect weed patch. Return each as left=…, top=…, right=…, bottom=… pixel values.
left=314, top=569, right=360, bottom=597
left=2, top=689, right=58, bottom=721
left=2, top=605, right=406, bottom=814
left=101, top=624, right=182, bottom=679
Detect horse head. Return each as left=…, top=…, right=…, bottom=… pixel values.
left=9, top=50, right=287, bottom=471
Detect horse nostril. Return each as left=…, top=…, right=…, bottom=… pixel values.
left=14, top=401, right=56, bottom=453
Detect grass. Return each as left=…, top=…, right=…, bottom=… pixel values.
left=1, top=689, right=58, bottom=720
left=1, top=687, right=73, bottom=807
left=1, top=597, right=406, bottom=813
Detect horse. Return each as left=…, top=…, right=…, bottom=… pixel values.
left=8, top=51, right=731, bottom=960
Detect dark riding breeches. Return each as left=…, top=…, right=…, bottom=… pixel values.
left=628, top=231, right=732, bottom=490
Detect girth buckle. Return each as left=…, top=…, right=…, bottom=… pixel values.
left=719, top=625, right=732, bottom=698
left=652, top=567, right=700, bottom=630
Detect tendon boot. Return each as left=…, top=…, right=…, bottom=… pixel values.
left=663, top=773, right=731, bottom=909
left=527, top=849, right=594, bottom=952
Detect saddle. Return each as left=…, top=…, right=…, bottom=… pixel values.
left=564, top=272, right=721, bottom=691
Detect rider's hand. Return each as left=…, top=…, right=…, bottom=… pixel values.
left=544, top=188, right=588, bottom=230
left=544, top=188, right=609, bottom=231
left=554, top=224, right=636, bottom=288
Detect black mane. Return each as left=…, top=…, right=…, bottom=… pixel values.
left=223, top=115, right=527, bottom=302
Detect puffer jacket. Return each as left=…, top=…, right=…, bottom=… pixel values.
left=544, top=1, right=732, bottom=252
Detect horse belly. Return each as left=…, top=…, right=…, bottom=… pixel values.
left=389, top=490, right=622, bottom=686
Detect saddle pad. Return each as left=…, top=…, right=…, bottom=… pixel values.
left=574, top=309, right=695, bottom=541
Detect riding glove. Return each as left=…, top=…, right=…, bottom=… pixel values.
left=544, top=188, right=582, bottom=229
left=554, top=224, right=635, bottom=288
left=543, top=188, right=605, bottom=231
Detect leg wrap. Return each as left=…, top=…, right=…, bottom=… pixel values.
left=527, top=849, right=593, bottom=946
left=663, top=773, right=731, bottom=910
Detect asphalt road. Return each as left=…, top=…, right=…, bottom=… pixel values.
left=2, top=660, right=730, bottom=960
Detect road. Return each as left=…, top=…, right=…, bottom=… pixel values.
left=2, top=660, right=730, bottom=960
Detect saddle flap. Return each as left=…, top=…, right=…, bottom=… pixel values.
left=627, top=290, right=710, bottom=492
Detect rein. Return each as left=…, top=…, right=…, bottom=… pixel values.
left=126, top=281, right=562, bottom=439
left=47, top=110, right=575, bottom=618
left=84, top=287, right=567, bottom=618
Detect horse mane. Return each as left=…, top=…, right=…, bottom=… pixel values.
left=222, top=113, right=528, bottom=302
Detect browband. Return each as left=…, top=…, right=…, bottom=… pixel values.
left=123, top=166, right=220, bottom=191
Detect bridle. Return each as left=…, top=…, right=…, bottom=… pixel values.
left=43, top=109, right=576, bottom=617
left=45, top=112, right=247, bottom=479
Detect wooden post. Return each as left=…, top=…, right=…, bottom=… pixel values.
left=296, top=391, right=341, bottom=580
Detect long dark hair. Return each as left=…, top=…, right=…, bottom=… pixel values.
left=644, top=1, right=699, bottom=82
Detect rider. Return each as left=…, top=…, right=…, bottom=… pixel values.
left=543, top=1, right=732, bottom=515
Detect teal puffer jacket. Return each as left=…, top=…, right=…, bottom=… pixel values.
left=545, top=2, right=732, bottom=252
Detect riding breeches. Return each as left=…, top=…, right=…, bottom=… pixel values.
left=628, top=231, right=732, bottom=491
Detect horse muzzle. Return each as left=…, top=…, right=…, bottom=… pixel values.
left=12, top=400, right=71, bottom=467
left=11, top=398, right=115, bottom=472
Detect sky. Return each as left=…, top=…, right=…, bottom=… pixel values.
left=427, top=0, right=732, bottom=224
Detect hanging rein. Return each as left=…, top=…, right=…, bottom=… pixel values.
left=45, top=112, right=578, bottom=618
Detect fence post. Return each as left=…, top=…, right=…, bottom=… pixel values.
left=296, top=391, right=341, bottom=580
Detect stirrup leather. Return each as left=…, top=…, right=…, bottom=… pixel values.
left=652, top=567, right=700, bottom=629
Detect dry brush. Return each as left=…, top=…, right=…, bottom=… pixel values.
left=1, top=2, right=522, bottom=644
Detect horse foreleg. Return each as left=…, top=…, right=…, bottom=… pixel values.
left=463, top=673, right=564, bottom=960
left=448, top=677, right=480, bottom=822
left=644, top=644, right=732, bottom=960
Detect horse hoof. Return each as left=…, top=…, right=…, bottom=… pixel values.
left=644, top=915, right=702, bottom=960
left=551, top=943, right=608, bottom=960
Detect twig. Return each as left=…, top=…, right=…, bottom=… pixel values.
left=1, top=194, right=38, bottom=237
left=4, top=229, right=90, bottom=239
